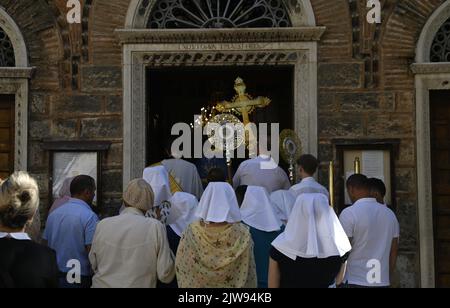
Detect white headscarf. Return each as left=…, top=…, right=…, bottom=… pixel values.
left=272, top=193, right=351, bottom=260
left=270, top=190, right=296, bottom=225
left=240, top=186, right=282, bottom=232
left=196, top=182, right=241, bottom=223
left=169, top=192, right=199, bottom=237
left=59, top=177, right=74, bottom=198
left=143, top=166, right=172, bottom=207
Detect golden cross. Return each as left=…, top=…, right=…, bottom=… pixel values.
left=215, top=78, right=271, bottom=126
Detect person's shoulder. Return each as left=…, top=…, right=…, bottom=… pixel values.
left=341, top=204, right=355, bottom=213
left=317, top=181, right=329, bottom=190
left=380, top=206, right=399, bottom=223
left=95, top=214, right=117, bottom=228
left=181, top=221, right=201, bottom=238
left=239, top=158, right=253, bottom=166
left=290, top=183, right=301, bottom=189
left=75, top=202, right=98, bottom=218
left=340, top=205, right=356, bottom=218
left=24, top=241, right=57, bottom=258
left=143, top=216, right=167, bottom=231
left=183, top=159, right=197, bottom=168
left=170, top=158, right=197, bottom=168
left=46, top=202, right=69, bottom=218
left=185, top=220, right=200, bottom=232
left=275, top=165, right=288, bottom=174
left=84, top=208, right=99, bottom=222
left=233, top=222, right=251, bottom=236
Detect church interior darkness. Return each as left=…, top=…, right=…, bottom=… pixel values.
left=146, top=66, right=294, bottom=165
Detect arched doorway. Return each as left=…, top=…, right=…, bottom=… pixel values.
left=0, top=8, right=32, bottom=177
left=119, top=0, right=324, bottom=186
left=412, top=0, right=450, bottom=288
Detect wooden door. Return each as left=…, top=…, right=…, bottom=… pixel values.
left=0, top=95, right=14, bottom=180
left=430, top=90, right=450, bottom=288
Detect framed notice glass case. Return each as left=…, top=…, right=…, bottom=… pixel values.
left=332, top=139, right=400, bottom=214
left=43, top=141, right=111, bottom=208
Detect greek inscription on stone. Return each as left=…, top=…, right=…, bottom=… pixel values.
left=178, top=43, right=265, bottom=51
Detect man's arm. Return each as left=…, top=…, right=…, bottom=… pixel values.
left=268, top=258, right=281, bottom=288
left=156, top=224, right=176, bottom=284
left=336, top=262, right=347, bottom=286
left=389, top=238, right=399, bottom=279
left=84, top=214, right=98, bottom=255
left=280, top=169, right=291, bottom=190
left=232, top=165, right=243, bottom=189
left=339, top=209, right=355, bottom=239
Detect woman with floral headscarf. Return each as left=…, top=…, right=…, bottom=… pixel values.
left=176, top=182, right=257, bottom=288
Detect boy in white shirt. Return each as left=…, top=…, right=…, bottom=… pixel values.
left=290, top=154, right=329, bottom=200
left=339, top=174, right=399, bottom=288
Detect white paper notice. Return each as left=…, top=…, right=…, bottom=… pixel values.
left=362, top=151, right=385, bottom=181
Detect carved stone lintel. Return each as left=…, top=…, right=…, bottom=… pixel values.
left=116, top=27, right=326, bottom=44
left=411, top=62, right=450, bottom=74
left=141, top=51, right=301, bottom=66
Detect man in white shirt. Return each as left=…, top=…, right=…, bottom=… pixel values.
left=339, top=174, right=399, bottom=288
left=290, top=154, right=329, bottom=200
left=368, top=177, right=388, bottom=205
left=233, top=145, right=291, bottom=194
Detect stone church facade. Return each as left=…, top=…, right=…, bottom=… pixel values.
left=1, top=0, right=450, bottom=287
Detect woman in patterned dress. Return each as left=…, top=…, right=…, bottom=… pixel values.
left=175, top=182, right=257, bottom=288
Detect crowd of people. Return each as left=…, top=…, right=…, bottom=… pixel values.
left=0, top=149, right=399, bottom=288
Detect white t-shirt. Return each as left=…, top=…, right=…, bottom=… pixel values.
left=290, top=177, right=330, bottom=200
left=233, top=156, right=291, bottom=193
left=339, top=198, right=400, bottom=287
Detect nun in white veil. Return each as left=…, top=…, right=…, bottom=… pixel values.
left=240, top=186, right=283, bottom=288
left=158, top=191, right=198, bottom=289
left=143, top=166, right=173, bottom=224
left=166, top=192, right=198, bottom=254
left=268, top=193, right=352, bottom=288
left=175, top=182, right=257, bottom=288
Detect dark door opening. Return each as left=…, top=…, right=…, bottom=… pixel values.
left=147, top=66, right=294, bottom=166
left=430, top=90, right=450, bottom=287
left=0, top=94, right=15, bottom=179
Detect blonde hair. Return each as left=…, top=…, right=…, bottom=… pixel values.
left=0, top=172, right=39, bottom=229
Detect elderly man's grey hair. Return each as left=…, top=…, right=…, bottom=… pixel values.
left=0, top=172, right=39, bottom=230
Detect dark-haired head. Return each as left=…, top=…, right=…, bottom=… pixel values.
left=368, top=178, right=386, bottom=204
left=297, top=154, right=319, bottom=178
left=346, top=174, right=370, bottom=204
left=70, top=175, right=96, bottom=206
